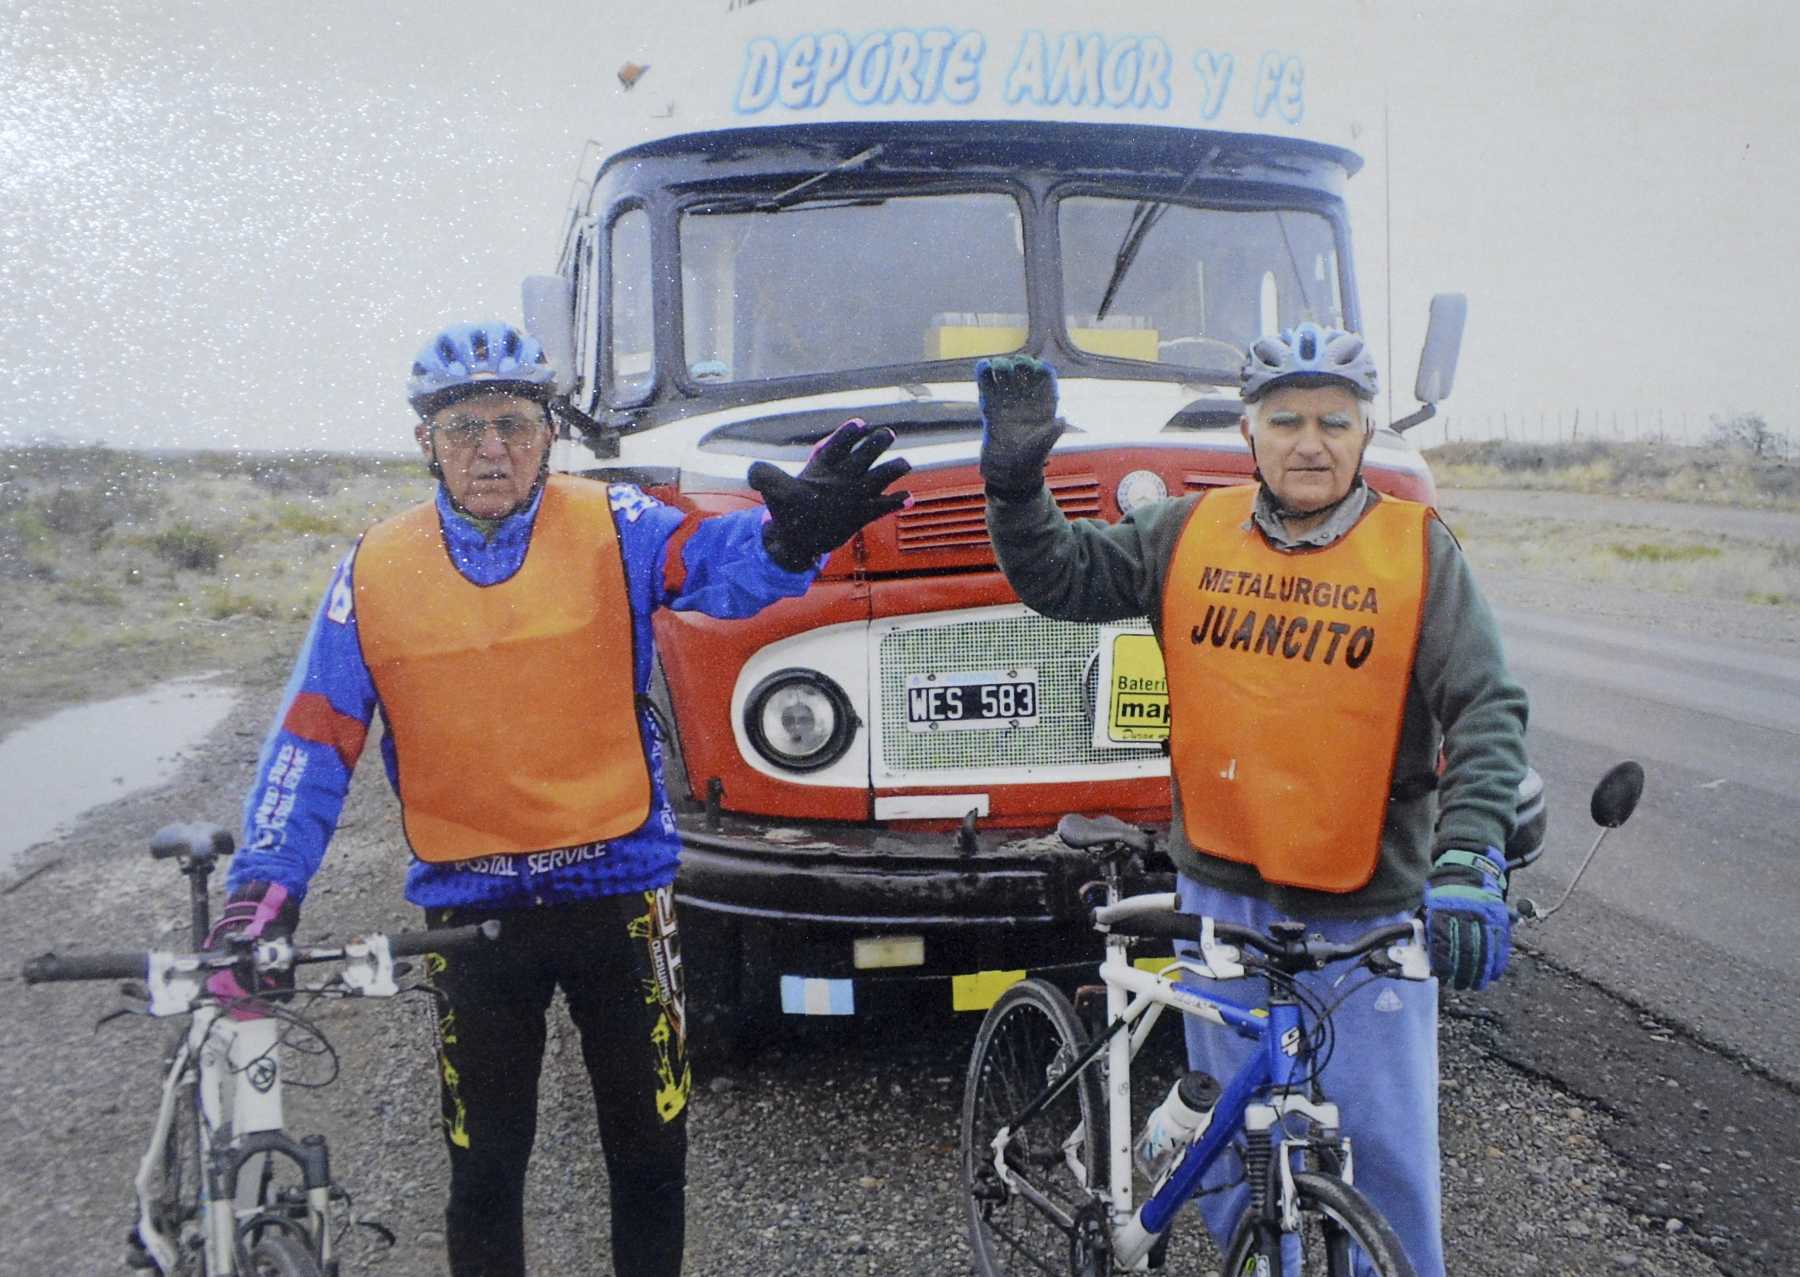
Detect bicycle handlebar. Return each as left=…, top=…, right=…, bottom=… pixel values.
left=21, top=919, right=502, bottom=986
left=1096, top=906, right=1419, bottom=973
left=389, top=919, right=501, bottom=957
left=22, top=951, right=148, bottom=984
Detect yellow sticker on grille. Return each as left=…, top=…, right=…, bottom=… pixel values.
left=952, top=969, right=1027, bottom=1011
left=1102, top=631, right=1170, bottom=745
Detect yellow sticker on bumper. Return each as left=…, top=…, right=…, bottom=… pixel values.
left=952, top=969, right=1027, bottom=1011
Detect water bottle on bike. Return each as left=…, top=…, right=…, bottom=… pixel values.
left=1133, top=1069, right=1221, bottom=1184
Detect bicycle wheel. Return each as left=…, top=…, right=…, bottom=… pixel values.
left=1221, top=1170, right=1418, bottom=1277
left=960, top=978, right=1107, bottom=1277
left=246, top=1232, right=324, bottom=1277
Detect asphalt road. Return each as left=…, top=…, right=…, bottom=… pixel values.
left=1493, top=603, right=1800, bottom=1084
left=1462, top=594, right=1800, bottom=1275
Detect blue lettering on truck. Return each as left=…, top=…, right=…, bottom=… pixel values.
left=734, top=27, right=1305, bottom=123
left=736, top=28, right=986, bottom=111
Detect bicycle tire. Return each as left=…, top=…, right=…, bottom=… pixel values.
left=1221, top=1169, right=1418, bottom=1277
left=960, top=978, right=1107, bottom=1277
left=246, top=1232, right=324, bottom=1277
left=140, top=1041, right=204, bottom=1276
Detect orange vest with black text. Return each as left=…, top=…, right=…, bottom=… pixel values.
left=355, top=475, right=651, bottom=862
left=1161, top=485, right=1432, bottom=893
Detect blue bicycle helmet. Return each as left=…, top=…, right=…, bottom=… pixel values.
left=406, top=321, right=557, bottom=418
left=1240, top=322, right=1380, bottom=403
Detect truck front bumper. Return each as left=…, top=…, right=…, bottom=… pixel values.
left=673, top=814, right=1174, bottom=1015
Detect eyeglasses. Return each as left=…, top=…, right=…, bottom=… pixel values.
left=433, top=414, right=546, bottom=451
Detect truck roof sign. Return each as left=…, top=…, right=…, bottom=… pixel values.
left=602, top=0, right=1374, bottom=155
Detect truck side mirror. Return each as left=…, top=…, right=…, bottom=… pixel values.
left=522, top=275, right=578, bottom=397
left=1413, top=292, right=1467, bottom=406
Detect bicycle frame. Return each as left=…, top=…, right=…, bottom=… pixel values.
left=986, top=883, right=1428, bottom=1270
left=1101, top=904, right=1322, bottom=1266
left=131, top=933, right=408, bottom=1274
left=135, top=1012, right=327, bottom=1274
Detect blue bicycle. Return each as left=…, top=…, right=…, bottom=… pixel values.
left=958, top=763, right=1644, bottom=1276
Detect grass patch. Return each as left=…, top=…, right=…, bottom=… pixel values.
left=1607, top=542, right=1723, bottom=563
left=202, top=586, right=280, bottom=620
left=54, top=577, right=125, bottom=607
left=1427, top=439, right=1800, bottom=510
left=1450, top=506, right=1800, bottom=612
left=0, top=444, right=420, bottom=738
left=272, top=501, right=355, bottom=537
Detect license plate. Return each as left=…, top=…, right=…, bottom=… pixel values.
left=905, top=669, right=1039, bottom=731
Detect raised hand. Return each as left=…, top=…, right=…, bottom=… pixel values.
left=749, top=418, right=912, bottom=571
left=976, top=355, right=1063, bottom=498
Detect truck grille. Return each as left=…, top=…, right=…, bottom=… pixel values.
left=876, top=610, right=1155, bottom=773
left=894, top=475, right=1102, bottom=552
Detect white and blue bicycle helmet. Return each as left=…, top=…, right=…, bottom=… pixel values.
left=406, top=321, right=557, bottom=418
left=1240, top=322, right=1380, bottom=404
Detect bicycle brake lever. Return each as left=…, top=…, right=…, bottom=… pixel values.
left=94, top=1005, right=142, bottom=1030
left=1379, top=920, right=1432, bottom=982
left=1198, top=916, right=1246, bottom=980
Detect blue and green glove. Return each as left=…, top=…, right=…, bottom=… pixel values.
left=1423, top=847, right=1511, bottom=991
left=976, top=355, right=1063, bottom=499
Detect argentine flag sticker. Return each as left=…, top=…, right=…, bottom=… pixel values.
left=780, top=975, right=855, bottom=1016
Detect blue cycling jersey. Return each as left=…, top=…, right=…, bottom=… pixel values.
left=228, top=481, right=815, bottom=909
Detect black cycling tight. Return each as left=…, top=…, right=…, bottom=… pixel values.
left=425, top=889, right=690, bottom=1277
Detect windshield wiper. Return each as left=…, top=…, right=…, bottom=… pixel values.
left=694, top=144, right=885, bottom=215
left=1093, top=156, right=1214, bottom=322
left=1094, top=200, right=1164, bottom=323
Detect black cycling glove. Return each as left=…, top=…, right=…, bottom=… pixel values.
left=749, top=417, right=912, bottom=572
left=977, top=355, right=1063, bottom=499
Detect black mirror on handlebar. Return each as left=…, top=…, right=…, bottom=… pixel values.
left=1516, top=760, right=1646, bottom=923
left=1589, top=761, right=1644, bottom=829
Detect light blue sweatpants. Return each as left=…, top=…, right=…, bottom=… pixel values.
left=1174, top=874, right=1444, bottom=1277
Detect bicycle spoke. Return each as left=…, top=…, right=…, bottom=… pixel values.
left=963, top=981, right=1105, bottom=1277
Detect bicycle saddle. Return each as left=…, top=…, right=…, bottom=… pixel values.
left=1056, top=813, right=1154, bottom=854
left=149, top=823, right=235, bottom=863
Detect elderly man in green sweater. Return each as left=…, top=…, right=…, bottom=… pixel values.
left=974, top=325, right=1529, bottom=1277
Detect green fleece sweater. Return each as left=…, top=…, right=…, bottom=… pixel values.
left=986, top=481, right=1529, bottom=917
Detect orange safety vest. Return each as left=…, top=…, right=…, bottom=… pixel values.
left=355, top=476, right=652, bottom=862
left=1161, top=486, right=1431, bottom=892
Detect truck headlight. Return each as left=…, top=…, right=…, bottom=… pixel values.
left=743, top=669, right=856, bottom=772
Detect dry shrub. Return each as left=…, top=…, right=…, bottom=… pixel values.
left=148, top=522, right=227, bottom=572
left=42, top=485, right=116, bottom=549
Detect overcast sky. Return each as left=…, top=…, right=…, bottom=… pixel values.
left=4, top=0, right=1796, bottom=454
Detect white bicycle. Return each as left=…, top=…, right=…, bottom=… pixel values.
left=22, top=822, right=499, bottom=1277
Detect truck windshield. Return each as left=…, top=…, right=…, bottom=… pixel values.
left=1058, top=197, right=1345, bottom=375
left=680, top=192, right=1027, bottom=385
